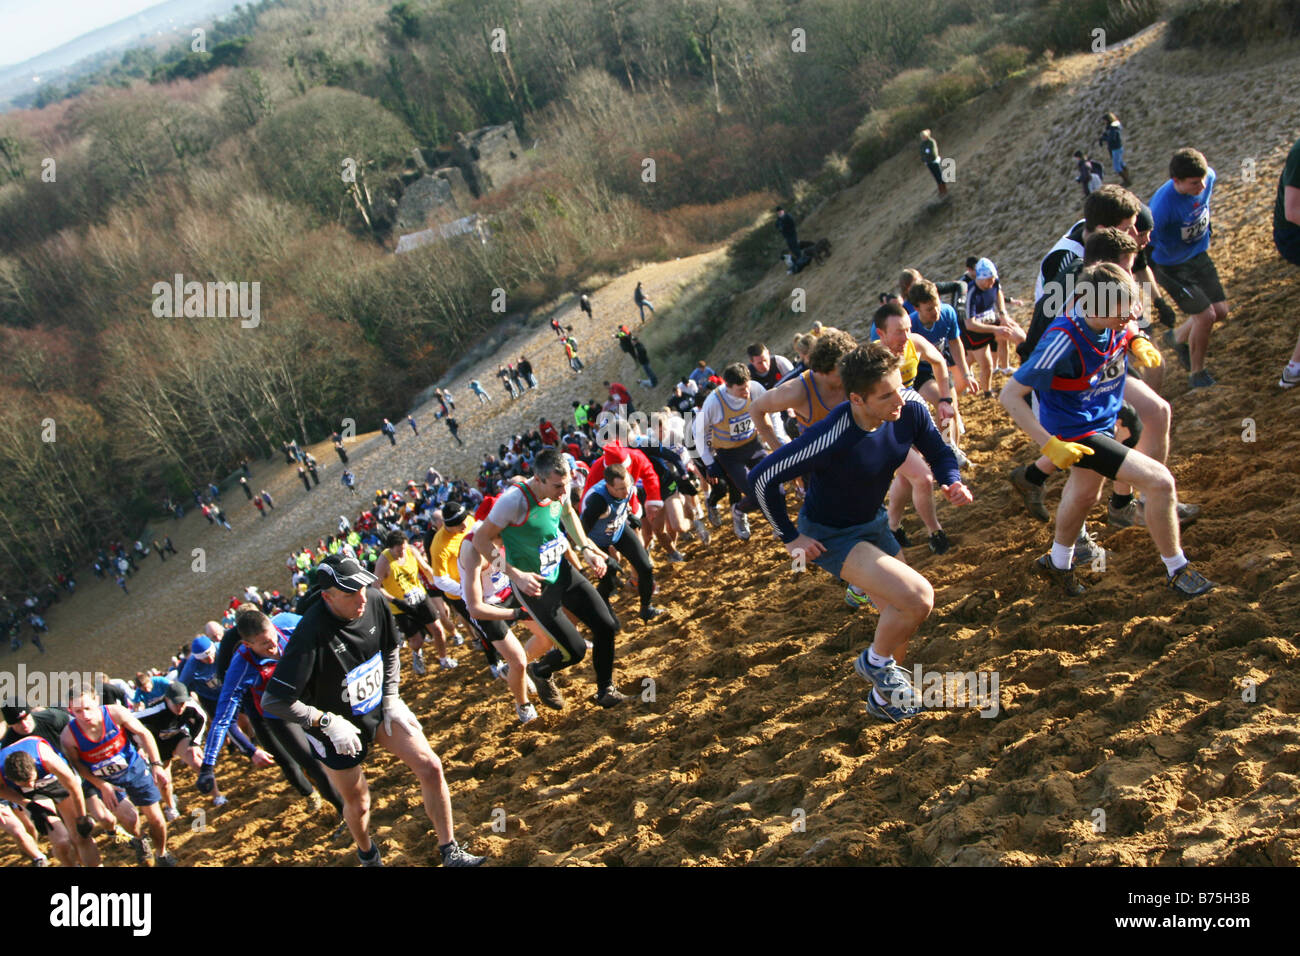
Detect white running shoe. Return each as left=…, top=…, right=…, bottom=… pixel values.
left=439, top=656, right=458, bottom=670
left=516, top=702, right=538, bottom=724
left=164, top=805, right=180, bottom=822
left=693, top=517, right=711, bottom=544
left=411, top=649, right=427, bottom=676
left=489, top=661, right=510, bottom=681
left=212, top=794, right=228, bottom=808
left=732, top=506, right=751, bottom=542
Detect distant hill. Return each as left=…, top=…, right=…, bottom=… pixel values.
left=0, top=0, right=242, bottom=110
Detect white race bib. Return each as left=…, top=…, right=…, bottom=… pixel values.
left=727, top=415, right=753, bottom=440
left=344, top=653, right=384, bottom=716
left=538, top=537, right=565, bottom=578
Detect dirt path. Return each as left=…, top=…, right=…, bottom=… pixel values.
left=3, top=27, right=1299, bottom=867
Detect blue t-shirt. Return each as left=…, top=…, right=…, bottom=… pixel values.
left=1013, top=309, right=1131, bottom=440
left=178, top=654, right=223, bottom=701
left=1148, top=168, right=1215, bottom=265
left=749, top=396, right=959, bottom=542
left=910, top=303, right=961, bottom=360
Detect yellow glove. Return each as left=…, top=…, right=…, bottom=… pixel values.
left=1041, top=436, right=1095, bottom=470
left=1129, top=337, right=1162, bottom=368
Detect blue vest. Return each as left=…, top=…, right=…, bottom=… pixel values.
left=1035, top=311, right=1132, bottom=441
left=582, top=480, right=630, bottom=547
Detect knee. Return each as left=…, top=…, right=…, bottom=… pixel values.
left=1148, top=464, right=1175, bottom=497
left=414, top=750, right=445, bottom=785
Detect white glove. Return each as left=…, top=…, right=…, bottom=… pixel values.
left=382, top=696, right=422, bottom=737
left=320, top=713, right=363, bottom=756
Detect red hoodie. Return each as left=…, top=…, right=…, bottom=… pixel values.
left=580, top=442, right=662, bottom=516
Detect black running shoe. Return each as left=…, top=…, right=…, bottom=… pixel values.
left=1168, top=564, right=1214, bottom=597
left=441, top=841, right=486, bottom=867
left=527, top=662, right=565, bottom=710
left=891, top=526, right=911, bottom=548
left=928, top=529, right=950, bottom=555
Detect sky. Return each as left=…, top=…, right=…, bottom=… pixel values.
left=0, top=0, right=164, bottom=67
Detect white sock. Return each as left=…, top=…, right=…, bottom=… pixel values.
left=1161, top=551, right=1188, bottom=576
left=867, top=647, right=892, bottom=668
left=1050, top=541, right=1075, bottom=570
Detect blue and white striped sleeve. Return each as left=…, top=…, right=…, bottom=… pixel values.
left=748, top=409, right=854, bottom=544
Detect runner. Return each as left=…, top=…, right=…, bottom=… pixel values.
left=134, top=682, right=210, bottom=821
left=261, top=553, right=485, bottom=867
left=455, top=500, right=540, bottom=724
left=198, top=607, right=345, bottom=823
left=961, top=258, right=1023, bottom=396
left=60, top=682, right=177, bottom=866
left=374, top=531, right=456, bottom=675
left=906, top=279, right=975, bottom=463
left=1276, top=134, right=1300, bottom=388
left=752, top=328, right=858, bottom=449
left=582, top=462, right=664, bottom=623
left=1148, top=148, right=1227, bottom=388
left=999, top=262, right=1214, bottom=598
left=0, top=736, right=100, bottom=867
left=473, top=448, right=629, bottom=710
left=692, top=363, right=771, bottom=542
left=426, top=502, right=506, bottom=678
left=749, top=341, right=972, bottom=721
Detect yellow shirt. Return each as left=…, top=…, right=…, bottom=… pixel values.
left=898, top=337, right=919, bottom=388
left=380, top=545, right=426, bottom=612
left=429, top=518, right=474, bottom=596
left=707, top=387, right=758, bottom=449
left=794, top=369, right=837, bottom=427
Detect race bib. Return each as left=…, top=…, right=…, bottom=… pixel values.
left=402, top=587, right=427, bottom=607
left=727, top=415, right=753, bottom=439
left=539, top=537, right=565, bottom=578
left=91, top=753, right=130, bottom=778
left=1180, top=206, right=1209, bottom=243
left=344, top=653, right=383, bottom=716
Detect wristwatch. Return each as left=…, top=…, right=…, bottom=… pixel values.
left=939, top=397, right=953, bottom=405
left=317, top=713, right=332, bottom=730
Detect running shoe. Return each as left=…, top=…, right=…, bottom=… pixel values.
left=307, top=790, right=323, bottom=813
left=928, top=529, right=951, bottom=555
left=692, top=517, right=711, bottom=544
left=155, top=852, right=178, bottom=867
left=949, top=443, right=971, bottom=470
left=1188, top=369, right=1216, bottom=389
left=411, top=648, right=427, bottom=676
left=1035, top=553, right=1085, bottom=596
left=358, top=844, right=383, bottom=867
left=32, top=856, right=49, bottom=867
left=1168, top=564, right=1215, bottom=597
left=706, top=503, right=722, bottom=528
left=594, top=685, right=632, bottom=708
left=213, top=794, right=228, bottom=808
left=1075, top=524, right=1103, bottom=566
left=489, top=661, right=509, bottom=681
left=452, top=632, right=466, bottom=646
left=440, top=842, right=486, bottom=867
left=732, top=506, right=751, bottom=542
left=114, top=824, right=133, bottom=845
left=1009, top=466, right=1049, bottom=521
left=891, top=525, right=911, bottom=548
left=164, top=805, right=180, bottom=822
left=667, top=550, right=686, bottom=563
left=853, top=651, right=917, bottom=703
left=439, top=656, right=458, bottom=670
left=865, top=692, right=924, bottom=723
left=1107, top=498, right=1141, bottom=528
left=639, top=605, right=666, bottom=621
left=844, top=586, right=875, bottom=610
left=1164, top=329, right=1191, bottom=370
left=331, top=819, right=350, bottom=842
left=527, top=662, right=564, bottom=710
left=516, top=702, right=538, bottom=724
left=130, top=837, right=150, bottom=865
left=1281, top=366, right=1300, bottom=389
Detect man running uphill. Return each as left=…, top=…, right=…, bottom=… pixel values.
left=749, top=342, right=973, bottom=723
left=473, top=448, right=630, bottom=710
left=260, top=553, right=484, bottom=867
left=999, top=263, right=1214, bottom=598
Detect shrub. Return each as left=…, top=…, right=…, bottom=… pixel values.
left=1166, top=0, right=1300, bottom=47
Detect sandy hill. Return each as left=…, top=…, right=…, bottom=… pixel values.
left=4, top=24, right=1299, bottom=867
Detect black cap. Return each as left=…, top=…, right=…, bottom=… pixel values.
left=1136, top=203, right=1154, bottom=233
left=442, top=501, right=467, bottom=526
left=1, top=701, right=29, bottom=724
left=316, top=553, right=378, bottom=593
left=164, top=682, right=189, bottom=707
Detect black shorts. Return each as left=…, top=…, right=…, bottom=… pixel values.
left=912, top=362, right=935, bottom=390
left=393, top=600, right=435, bottom=637
left=1071, top=431, right=1130, bottom=480
left=26, top=800, right=57, bottom=836
left=306, top=723, right=374, bottom=771
left=1152, top=251, right=1226, bottom=315
left=960, top=327, right=994, bottom=351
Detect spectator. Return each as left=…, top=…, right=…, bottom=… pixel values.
left=1099, top=112, right=1131, bottom=186
left=634, top=282, right=655, bottom=323
left=919, top=130, right=947, bottom=196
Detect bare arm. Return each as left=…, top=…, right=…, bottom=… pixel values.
left=998, top=378, right=1053, bottom=448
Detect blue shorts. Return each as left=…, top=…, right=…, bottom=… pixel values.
left=106, top=756, right=161, bottom=808
left=797, top=507, right=900, bottom=579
